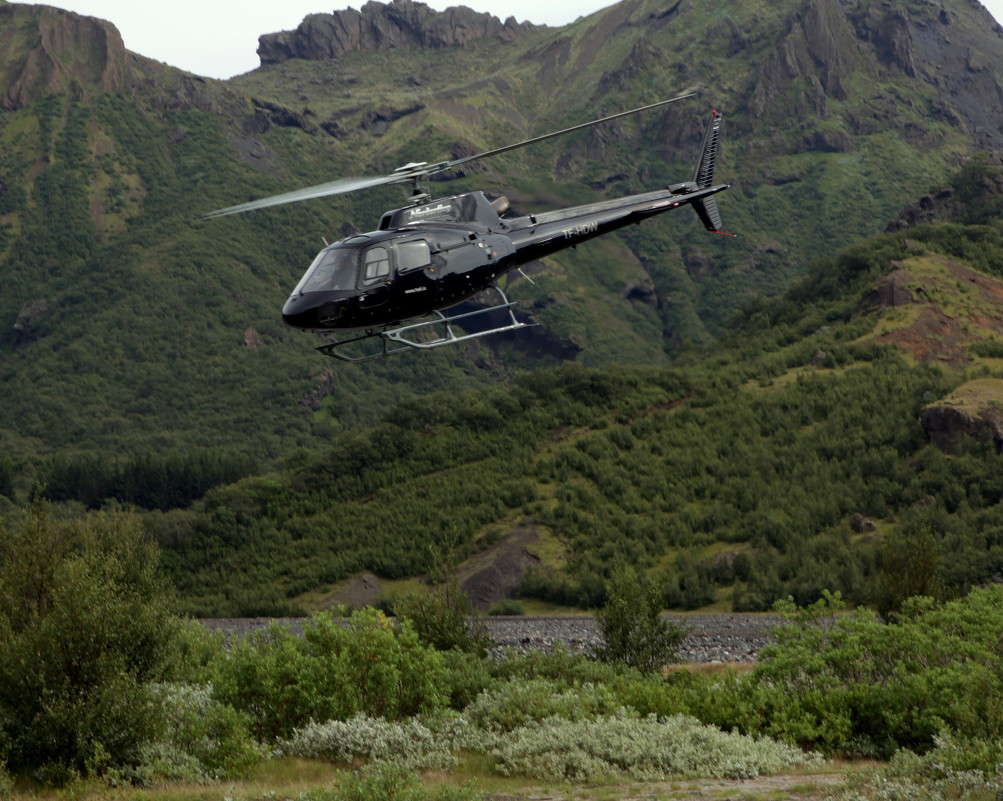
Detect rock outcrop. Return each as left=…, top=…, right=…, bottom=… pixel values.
left=920, top=379, right=1003, bottom=453
left=0, top=5, right=127, bottom=110
left=258, top=0, right=535, bottom=66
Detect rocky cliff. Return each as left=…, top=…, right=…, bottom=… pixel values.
left=257, top=0, right=536, bottom=66
left=745, top=0, right=1003, bottom=150
left=0, top=4, right=127, bottom=110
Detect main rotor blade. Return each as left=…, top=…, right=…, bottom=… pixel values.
left=200, top=173, right=409, bottom=219
left=200, top=91, right=696, bottom=219
left=440, top=91, right=696, bottom=172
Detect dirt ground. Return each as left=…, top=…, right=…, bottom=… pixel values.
left=484, top=770, right=847, bottom=801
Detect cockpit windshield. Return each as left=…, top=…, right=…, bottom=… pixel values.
left=293, top=247, right=360, bottom=294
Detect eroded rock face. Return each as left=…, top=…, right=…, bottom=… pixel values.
left=258, top=0, right=535, bottom=66
left=746, top=0, right=1003, bottom=150
left=751, top=0, right=858, bottom=123
left=0, top=5, right=127, bottom=110
left=920, top=379, right=1003, bottom=453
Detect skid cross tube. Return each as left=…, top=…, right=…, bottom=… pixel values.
left=316, top=285, right=528, bottom=362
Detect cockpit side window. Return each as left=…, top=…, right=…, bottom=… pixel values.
left=397, top=239, right=431, bottom=273
left=294, top=247, right=359, bottom=294
left=363, top=246, right=391, bottom=284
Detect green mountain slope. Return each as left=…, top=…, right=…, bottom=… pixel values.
left=145, top=157, right=1003, bottom=616
left=1, top=0, right=1003, bottom=479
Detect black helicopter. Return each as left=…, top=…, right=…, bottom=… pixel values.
left=203, top=93, right=732, bottom=362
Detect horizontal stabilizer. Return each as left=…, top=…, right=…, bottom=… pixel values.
left=694, top=196, right=723, bottom=232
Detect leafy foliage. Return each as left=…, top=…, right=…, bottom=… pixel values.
left=133, top=683, right=265, bottom=783
left=394, top=577, right=492, bottom=657
left=0, top=500, right=190, bottom=777
left=41, top=451, right=258, bottom=510
left=595, top=567, right=688, bottom=671
left=212, top=609, right=448, bottom=739
left=753, top=588, right=1003, bottom=756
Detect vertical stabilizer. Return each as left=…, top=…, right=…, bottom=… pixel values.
left=693, top=110, right=722, bottom=189
left=690, top=110, right=733, bottom=235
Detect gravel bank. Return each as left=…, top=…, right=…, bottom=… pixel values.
left=201, top=613, right=781, bottom=663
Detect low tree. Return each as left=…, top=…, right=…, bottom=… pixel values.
left=0, top=499, right=187, bottom=779
left=394, top=576, right=491, bottom=657
left=595, top=567, right=688, bottom=672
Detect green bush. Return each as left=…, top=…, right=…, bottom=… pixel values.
left=213, top=609, right=448, bottom=740
left=753, top=589, right=1003, bottom=755
left=486, top=599, right=525, bottom=616
left=307, top=760, right=485, bottom=801
left=595, top=567, right=688, bottom=672
left=133, top=683, right=264, bottom=783
left=394, top=578, right=491, bottom=657
left=488, top=644, right=630, bottom=686
left=437, top=649, right=495, bottom=710
left=0, top=501, right=189, bottom=778
left=836, top=734, right=1003, bottom=801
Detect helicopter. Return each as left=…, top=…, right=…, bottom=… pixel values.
left=203, top=92, right=732, bottom=362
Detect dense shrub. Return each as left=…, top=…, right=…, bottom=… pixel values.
left=462, top=680, right=620, bottom=732
left=213, top=609, right=448, bottom=739
left=131, top=683, right=264, bottom=783
left=753, top=589, right=1003, bottom=756
left=280, top=714, right=457, bottom=771
left=394, top=577, right=491, bottom=657
left=306, top=761, right=485, bottom=801
left=488, top=644, right=632, bottom=686
left=0, top=501, right=190, bottom=778
left=488, top=712, right=820, bottom=782
left=437, top=649, right=495, bottom=710
left=835, top=734, right=1003, bottom=801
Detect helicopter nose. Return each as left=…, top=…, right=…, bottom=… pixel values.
left=282, top=293, right=319, bottom=329
left=282, top=294, right=347, bottom=329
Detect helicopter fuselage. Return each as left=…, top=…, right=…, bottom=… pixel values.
left=280, top=181, right=728, bottom=333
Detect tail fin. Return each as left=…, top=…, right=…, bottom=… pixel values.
left=693, top=110, right=722, bottom=189
left=691, top=110, right=735, bottom=236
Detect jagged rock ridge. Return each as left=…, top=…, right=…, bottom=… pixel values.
left=257, top=0, right=536, bottom=66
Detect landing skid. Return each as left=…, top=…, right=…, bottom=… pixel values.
left=316, top=286, right=529, bottom=363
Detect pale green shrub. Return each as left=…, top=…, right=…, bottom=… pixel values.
left=279, top=714, right=457, bottom=771
left=133, top=683, right=265, bottom=783
left=490, top=711, right=820, bottom=782
left=833, top=734, right=1003, bottom=801
left=463, top=679, right=619, bottom=732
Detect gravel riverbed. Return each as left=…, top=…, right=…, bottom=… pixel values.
left=201, top=614, right=781, bottom=663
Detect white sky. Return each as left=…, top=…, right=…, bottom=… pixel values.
left=11, top=0, right=617, bottom=79
left=10, top=0, right=1003, bottom=80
